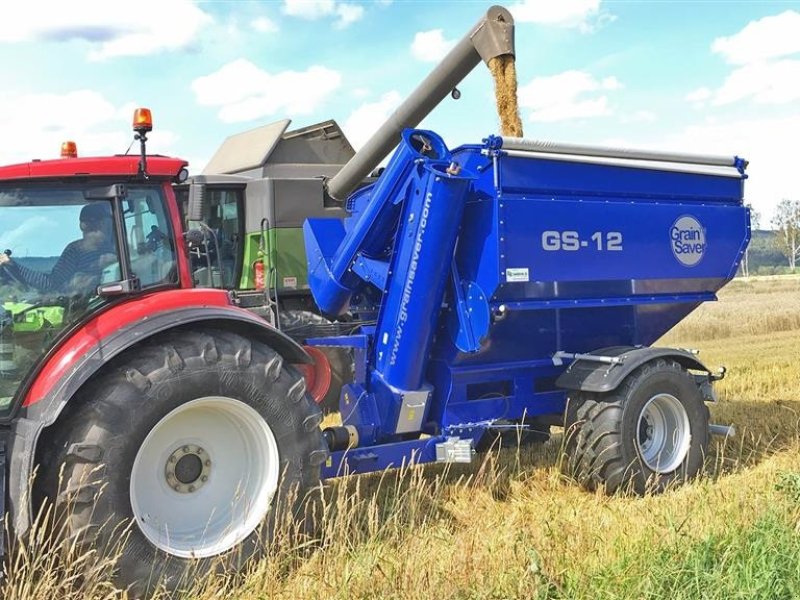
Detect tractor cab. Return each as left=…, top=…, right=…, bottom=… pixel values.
left=0, top=110, right=190, bottom=418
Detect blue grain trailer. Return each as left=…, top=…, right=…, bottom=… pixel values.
left=305, top=128, right=749, bottom=493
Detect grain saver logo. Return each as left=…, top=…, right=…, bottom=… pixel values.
left=670, top=215, right=706, bottom=267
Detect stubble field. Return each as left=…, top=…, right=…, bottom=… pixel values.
left=5, top=276, right=800, bottom=599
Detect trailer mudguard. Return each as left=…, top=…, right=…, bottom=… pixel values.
left=8, top=304, right=310, bottom=536
left=555, top=346, right=711, bottom=394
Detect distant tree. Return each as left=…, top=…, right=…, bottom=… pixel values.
left=772, top=199, right=800, bottom=271
left=741, top=203, right=761, bottom=277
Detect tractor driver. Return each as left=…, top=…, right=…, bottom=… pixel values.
left=0, top=202, right=117, bottom=293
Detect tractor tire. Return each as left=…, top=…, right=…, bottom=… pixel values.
left=280, top=309, right=354, bottom=414
left=36, top=328, right=327, bottom=596
left=562, top=358, right=709, bottom=495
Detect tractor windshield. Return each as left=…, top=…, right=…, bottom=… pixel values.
left=0, top=183, right=176, bottom=413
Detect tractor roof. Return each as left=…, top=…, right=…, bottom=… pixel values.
left=0, top=155, right=188, bottom=183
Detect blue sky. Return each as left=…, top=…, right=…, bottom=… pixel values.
left=0, top=0, right=798, bottom=223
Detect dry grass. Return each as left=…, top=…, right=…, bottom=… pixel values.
left=5, top=275, right=800, bottom=599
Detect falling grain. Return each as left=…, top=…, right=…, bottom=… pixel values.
left=489, top=55, right=524, bottom=138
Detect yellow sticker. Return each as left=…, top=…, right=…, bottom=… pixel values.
left=326, top=457, right=332, bottom=468
left=408, top=409, right=415, bottom=421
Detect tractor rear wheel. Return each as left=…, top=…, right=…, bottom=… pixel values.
left=562, top=359, right=709, bottom=495
left=37, top=328, right=327, bottom=596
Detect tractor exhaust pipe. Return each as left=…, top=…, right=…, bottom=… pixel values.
left=325, top=5, right=515, bottom=202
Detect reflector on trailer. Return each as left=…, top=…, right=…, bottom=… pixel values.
left=133, top=108, right=153, bottom=133
left=60, top=141, right=78, bottom=158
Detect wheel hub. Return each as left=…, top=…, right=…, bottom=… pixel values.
left=635, top=393, right=691, bottom=474
left=165, top=444, right=211, bottom=493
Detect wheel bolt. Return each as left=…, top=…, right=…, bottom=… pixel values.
left=205, top=460, right=211, bottom=467
left=188, top=485, right=195, bottom=492
left=182, top=446, right=190, bottom=453
left=201, top=476, right=208, bottom=482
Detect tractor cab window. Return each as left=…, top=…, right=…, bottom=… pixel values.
left=177, top=187, right=243, bottom=289
left=119, top=187, right=177, bottom=288
left=0, top=187, right=120, bottom=412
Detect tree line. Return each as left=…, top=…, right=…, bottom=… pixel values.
left=740, top=199, right=800, bottom=276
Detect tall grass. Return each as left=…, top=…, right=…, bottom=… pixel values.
left=4, top=275, right=800, bottom=599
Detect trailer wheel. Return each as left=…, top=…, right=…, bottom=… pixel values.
left=562, top=359, right=709, bottom=495
left=280, top=309, right=354, bottom=414
left=37, top=328, right=327, bottom=595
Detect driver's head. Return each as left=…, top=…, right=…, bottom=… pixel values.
left=79, top=202, right=112, bottom=233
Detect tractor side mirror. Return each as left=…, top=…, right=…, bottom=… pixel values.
left=186, top=181, right=207, bottom=222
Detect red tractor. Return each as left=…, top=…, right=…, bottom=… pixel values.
left=0, top=110, right=327, bottom=593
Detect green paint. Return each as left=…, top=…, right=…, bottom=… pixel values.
left=3, top=302, right=64, bottom=332
left=239, top=228, right=309, bottom=291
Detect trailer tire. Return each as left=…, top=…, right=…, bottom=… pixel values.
left=562, top=359, right=709, bottom=495
left=36, top=328, right=327, bottom=596
left=280, top=309, right=354, bottom=414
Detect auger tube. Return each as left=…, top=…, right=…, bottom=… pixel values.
left=325, top=4, right=515, bottom=202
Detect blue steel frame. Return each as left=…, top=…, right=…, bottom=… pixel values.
left=305, top=129, right=751, bottom=480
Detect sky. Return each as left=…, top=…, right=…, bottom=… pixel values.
left=0, top=0, right=798, bottom=224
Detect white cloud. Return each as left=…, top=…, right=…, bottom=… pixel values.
left=343, top=91, right=402, bottom=149
left=252, top=17, right=279, bottom=33
left=518, top=70, right=621, bottom=122
left=0, top=0, right=212, bottom=60
left=192, top=59, right=342, bottom=123
left=0, top=90, right=177, bottom=166
left=621, top=110, right=656, bottom=123
left=509, top=0, right=611, bottom=32
left=712, top=10, right=800, bottom=65
left=282, top=0, right=365, bottom=29
left=411, top=29, right=456, bottom=62
left=692, top=12, right=800, bottom=109
left=713, top=59, right=800, bottom=106
left=686, top=87, right=712, bottom=105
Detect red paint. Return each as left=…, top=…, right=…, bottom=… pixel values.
left=0, top=155, right=187, bottom=182
left=22, top=288, right=258, bottom=407
left=160, top=182, right=194, bottom=287
left=299, top=346, right=332, bottom=405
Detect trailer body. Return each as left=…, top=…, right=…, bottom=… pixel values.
left=304, top=129, right=750, bottom=476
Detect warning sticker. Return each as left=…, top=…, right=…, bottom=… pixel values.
left=505, top=268, right=529, bottom=282
left=282, top=276, right=298, bottom=289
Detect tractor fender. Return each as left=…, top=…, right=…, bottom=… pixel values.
left=555, top=346, right=711, bottom=394
left=8, top=305, right=310, bottom=536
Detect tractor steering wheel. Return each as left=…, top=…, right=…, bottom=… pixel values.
left=0, top=249, right=29, bottom=288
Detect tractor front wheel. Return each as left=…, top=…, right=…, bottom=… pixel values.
left=563, top=358, right=709, bottom=494
left=37, top=328, right=327, bottom=595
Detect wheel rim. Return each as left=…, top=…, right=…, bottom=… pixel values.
left=130, top=396, right=279, bottom=558
left=636, top=393, right=691, bottom=473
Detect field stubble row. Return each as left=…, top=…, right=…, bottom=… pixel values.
left=5, top=276, right=800, bottom=599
